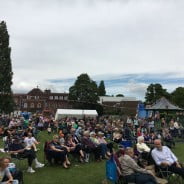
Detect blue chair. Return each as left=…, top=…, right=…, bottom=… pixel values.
left=119, top=141, right=132, bottom=148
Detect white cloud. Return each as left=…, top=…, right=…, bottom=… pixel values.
left=0, top=0, right=184, bottom=98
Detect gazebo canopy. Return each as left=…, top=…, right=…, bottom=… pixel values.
left=146, top=97, right=183, bottom=111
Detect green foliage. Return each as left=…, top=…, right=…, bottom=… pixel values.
left=145, top=83, right=170, bottom=104
left=0, top=21, right=14, bottom=113
left=69, top=73, right=101, bottom=112
left=98, top=80, right=106, bottom=96
left=171, top=87, right=184, bottom=108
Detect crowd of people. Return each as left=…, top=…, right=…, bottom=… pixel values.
left=0, top=113, right=184, bottom=183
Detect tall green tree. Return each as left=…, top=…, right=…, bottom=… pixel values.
left=145, top=83, right=170, bottom=104
left=98, top=80, right=106, bottom=96
left=171, top=87, right=184, bottom=108
left=0, top=21, right=14, bottom=113
left=69, top=73, right=100, bottom=110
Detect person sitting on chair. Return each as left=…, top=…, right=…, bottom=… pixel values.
left=24, top=132, right=39, bottom=152
left=137, top=136, right=151, bottom=153
left=112, top=128, right=122, bottom=143
left=48, top=135, right=70, bottom=168
left=65, top=134, right=84, bottom=163
left=119, top=147, right=157, bottom=184
left=136, top=136, right=151, bottom=161
left=151, top=139, right=184, bottom=178
left=81, top=131, right=101, bottom=162
left=8, top=137, right=44, bottom=173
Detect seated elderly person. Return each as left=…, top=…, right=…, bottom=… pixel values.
left=90, top=132, right=110, bottom=159
left=8, top=137, right=44, bottom=173
left=136, top=136, right=151, bottom=153
left=65, top=134, right=84, bottom=162
left=151, top=139, right=184, bottom=178
left=136, top=136, right=153, bottom=166
left=81, top=131, right=101, bottom=162
left=97, top=131, right=113, bottom=155
left=119, top=147, right=157, bottom=184
left=112, top=128, right=122, bottom=143
left=48, top=135, right=70, bottom=168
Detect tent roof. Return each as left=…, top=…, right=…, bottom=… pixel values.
left=146, top=97, right=183, bottom=111
left=55, top=109, right=98, bottom=120
left=56, top=109, right=83, bottom=115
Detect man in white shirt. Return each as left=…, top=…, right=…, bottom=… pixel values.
left=151, top=139, right=184, bottom=178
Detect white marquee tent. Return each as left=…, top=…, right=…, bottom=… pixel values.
left=55, top=109, right=98, bottom=120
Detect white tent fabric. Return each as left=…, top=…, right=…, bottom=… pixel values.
left=55, top=109, right=98, bottom=120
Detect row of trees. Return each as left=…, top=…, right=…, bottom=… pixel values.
left=145, top=83, right=184, bottom=108
left=69, top=76, right=184, bottom=113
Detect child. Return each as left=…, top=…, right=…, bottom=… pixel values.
left=24, top=132, right=39, bottom=152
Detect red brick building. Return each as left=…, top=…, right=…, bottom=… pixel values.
left=13, top=88, right=71, bottom=113
left=13, top=89, right=139, bottom=116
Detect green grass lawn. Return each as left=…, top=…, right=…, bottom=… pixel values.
left=1, top=131, right=184, bottom=184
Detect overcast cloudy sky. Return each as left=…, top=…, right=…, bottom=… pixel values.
left=0, top=0, right=184, bottom=100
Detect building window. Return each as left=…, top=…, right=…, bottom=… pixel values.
left=59, top=96, right=63, bottom=100
left=37, top=103, right=41, bottom=108
left=49, top=96, right=53, bottom=100
left=24, top=103, right=27, bottom=108
left=30, top=96, right=35, bottom=100
left=64, top=96, right=68, bottom=100
left=30, top=103, right=35, bottom=108
left=55, top=96, right=58, bottom=100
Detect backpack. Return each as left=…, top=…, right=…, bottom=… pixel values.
left=106, top=155, right=118, bottom=182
